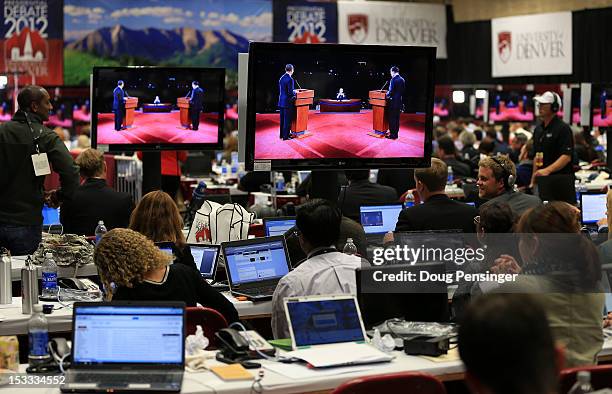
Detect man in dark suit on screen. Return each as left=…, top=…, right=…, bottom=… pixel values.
left=187, top=81, right=204, bottom=130
left=278, top=64, right=297, bottom=140
left=386, top=66, right=405, bottom=140
left=113, top=80, right=129, bottom=131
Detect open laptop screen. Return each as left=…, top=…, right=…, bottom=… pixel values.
left=42, top=204, right=60, bottom=225
left=224, top=238, right=290, bottom=285
left=360, top=204, right=403, bottom=234
left=581, top=193, right=607, bottom=224
left=286, top=297, right=365, bottom=347
left=264, top=218, right=296, bottom=237
left=72, top=305, right=184, bottom=365
left=190, top=245, right=219, bottom=279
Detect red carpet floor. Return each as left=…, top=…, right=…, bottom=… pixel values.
left=593, top=109, right=612, bottom=127
left=97, top=111, right=219, bottom=144
left=489, top=108, right=534, bottom=122
left=255, top=110, right=426, bottom=160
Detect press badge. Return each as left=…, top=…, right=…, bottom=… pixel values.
left=32, top=153, right=51, bottom=176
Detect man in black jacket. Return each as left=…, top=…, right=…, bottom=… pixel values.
left=338, top=169, right=397, bottom=223
left=395, top=158, right=476, bottom=233
left=61, top=148, right=134, bottom=236
left=0, top=86, right=79, bottom=255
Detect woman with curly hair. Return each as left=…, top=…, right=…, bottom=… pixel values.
left=94, top=228, right=239, bottom=323
left=129, top=190, right=196, bottom=269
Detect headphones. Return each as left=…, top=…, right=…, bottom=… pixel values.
left=490, top=156, right=515, bottom=190
left=550, top=92, right=561, bottom=113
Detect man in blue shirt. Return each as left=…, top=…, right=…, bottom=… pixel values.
left=278, top=64, right=296, bottom=140
left=386, top=66, right=405, bottom=140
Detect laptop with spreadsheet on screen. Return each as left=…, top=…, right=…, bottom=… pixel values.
left=263, top=217, right=296, bottom=237
left=580, top=192, right=607, bottom=227
left=61, top=302, right=185, bottom=393
left=282, top=295, right=393, bottom=368
left=221, top=236, right=291, bottom=301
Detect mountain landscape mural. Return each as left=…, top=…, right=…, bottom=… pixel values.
left=63, top=0, right=272, bottom=86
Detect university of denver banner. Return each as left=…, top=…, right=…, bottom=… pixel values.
left=491, top=12, right=572, bottom=77
left=273, top=0, right=338, bottom=43
left=1, top=0, right=63, bottom=85
left=337, top=1, right=446, bottom=59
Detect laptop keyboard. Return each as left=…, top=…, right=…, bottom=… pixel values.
left=244, top=285, right=277, bottom=295
left=72, top=372, right=178, bottom=384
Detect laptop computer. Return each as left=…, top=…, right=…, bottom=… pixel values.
left=359, top=203, right=403, bottom=235
left=189, top=244, right=220, bottom=281
left=297, top=170, right=311, bottom=184
left=282, top=295, right=394, bottom=368
left=61, top=301, right=185, bottom=393
left=356, top=263, right=449, bottom=329
left=42, top=204, right=62, bottom=234
left=221, top=236, right=291, bottom=301
left=263, top=216, right=296, bottom=237
left=580, top=192, right=607, bottom=230
left=154, top=242, right=174, bottom=256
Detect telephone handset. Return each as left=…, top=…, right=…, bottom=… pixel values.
left=215, top=328, right=249, bottom=360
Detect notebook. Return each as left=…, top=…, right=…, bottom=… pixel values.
left=282, top=295, right=394, bottom=368
left=263, top=217, right=296, bottom=237
left=189, top=244, right=220, bottom=280
left=61, top=302, right=185, bottom=393
left=221, top=236, right=291, bottom=301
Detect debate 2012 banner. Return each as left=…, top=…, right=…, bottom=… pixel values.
left=273, top=0, right=338, bottom=43
left=1, top=0, right=64, bottom=85
left=337, top=1, right=446, bottom=59
left=64, top=0, right=272, bottom=87
left=492, top=12, right=572, bottom=78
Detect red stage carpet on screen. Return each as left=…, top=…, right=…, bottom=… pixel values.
left=96, top=111, right=219, bottom=144
left=255, top=110, right=425, bottom=160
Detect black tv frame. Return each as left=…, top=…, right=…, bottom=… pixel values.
left=487, top=89, right=535, bottom=123
left=245, top=42, right=435, bottom=171
left=91, top=66, right=225, bottom=152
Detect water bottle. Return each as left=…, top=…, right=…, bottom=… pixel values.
left=568, top=371, right=593, bottom=394
left=447, top=166, right=454, bottom=185
left=28, top=305, right=51, bottom=366
left=95, top=220, right=107, bottom=245
left=0, top=248, right=11, bottom=304
left=21, top=256, right=39, bottom=314
left=405, top=191, right=415, bottom=208
left=41, top=252, right=57, bottom=299
left=275, top=173, right=285, bottom=192
left=343, top=238, right=358, bottom=255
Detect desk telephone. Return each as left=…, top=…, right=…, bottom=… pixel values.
left=215, top=328, right=275, bottom=360
left=58, top=277, right=99, bottom=292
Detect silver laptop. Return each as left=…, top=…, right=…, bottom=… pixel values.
left=283, top=295, right=394, bottom=367
left=221, top=236, right=291, bottom=301
left=61, top=302, right=185, bottom=393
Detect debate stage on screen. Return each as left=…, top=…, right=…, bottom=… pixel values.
left=96, top=112, right=219, bottom=144
left=255, top=111, right=426, bottom=159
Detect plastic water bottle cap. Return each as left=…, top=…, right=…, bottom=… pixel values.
left=33, top=305, right=42, bottom=312
left=45, top=252, right=53, bottom=258
left=347, top=238, right=353, bottom=243
left=98, top=220, right=104, bottom=225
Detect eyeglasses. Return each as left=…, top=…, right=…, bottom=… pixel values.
left=473, top=216, right=481, bottom=225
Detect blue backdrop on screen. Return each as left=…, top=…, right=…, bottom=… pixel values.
left=273, top=0, right=338, bottom=43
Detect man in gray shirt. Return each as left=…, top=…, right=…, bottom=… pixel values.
left=477, top=156, right=541, bottom=218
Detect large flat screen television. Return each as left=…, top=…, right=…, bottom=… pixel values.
left=92, top=67, right=224, bottom=152
left=245, top=42, right=435, bottom=170
left=592, top=85, right=612, bottom=128
left=488, top=91, right=534, bottom=122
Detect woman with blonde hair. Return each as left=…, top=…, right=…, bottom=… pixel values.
left=129, top=190, right=195, bottom=269
left=95, top=228, right=239, bottom=323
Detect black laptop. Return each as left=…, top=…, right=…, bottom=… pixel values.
left=221, top=236, right=291, bottom=301
left=61, top=301, right=185, bottom=393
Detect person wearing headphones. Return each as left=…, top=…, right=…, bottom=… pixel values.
left=477, top=156, right=541, bottom=218
left=270, top=199, right=365, bottom=339
left=530, top=91, right=574, bottom=192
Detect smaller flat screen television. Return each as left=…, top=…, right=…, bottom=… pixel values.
left=592, top=85, right=612, bottom=128
left=92, top=66, right=224, bottom=152
left=433, top=97, right=449, bottom=118
left=488, top=91, right=534, bottom=122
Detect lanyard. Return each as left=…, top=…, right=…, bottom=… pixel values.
left=22, top=111, right=42, bottom=154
